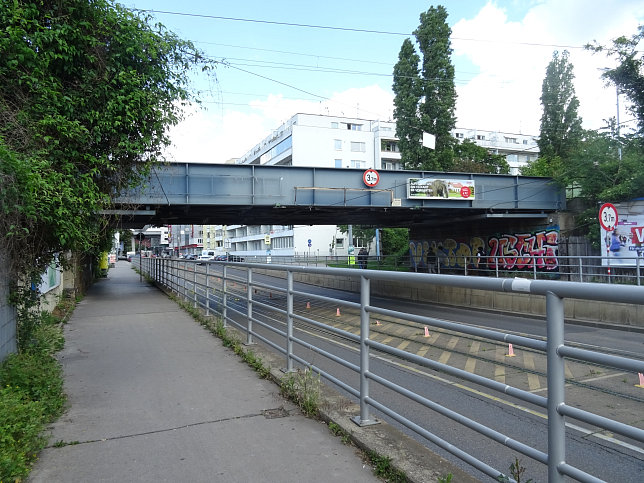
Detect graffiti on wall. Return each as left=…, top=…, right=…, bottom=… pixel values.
left=409, top=227, right=559, bottom=272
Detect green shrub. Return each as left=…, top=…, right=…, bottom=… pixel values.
left=0, top=352, right=65, bottom=419
left=0, top=386, right=46, bottom=480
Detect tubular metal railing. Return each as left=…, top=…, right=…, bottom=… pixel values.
left=161, top=253, right=643, bottom=285
left=136, top=257, right=644, bottom=482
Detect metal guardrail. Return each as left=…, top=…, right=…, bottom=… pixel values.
left=136, top=257, right=644, bottom=482
left=166, top=253, right=642, bottom=285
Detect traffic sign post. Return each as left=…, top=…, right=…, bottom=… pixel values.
left=599, top=203, right=618, bottom=279
left=363, top=169, right=380, bottom=187
left=599, top=203, right=618, bottom=231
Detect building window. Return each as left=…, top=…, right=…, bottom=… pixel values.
left=346, top=123, right=362, bottom=131
left=504, top=137, right=517, bottom=144
left=335, top=159, right=342, bottom=168
left=381, top=140, right=399, bottom=152
left=455, top=132, right=464, bottom=139
left=331, top=122, right=338, bottom=129
left=334, top=139, right=342, bottom=150
left=335, top=238, right=344, bottom=248
left=476, top=134, right=485, bottom=141
left=350, top=142, right=366, bottom=152
left=350, top=160, right=364, bottom=169
left=523, top=139, right=528, bottom=144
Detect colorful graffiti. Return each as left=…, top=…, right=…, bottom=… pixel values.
left=409, top=227, right=559, bottom=272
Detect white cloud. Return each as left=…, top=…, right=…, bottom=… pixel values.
left=452, top=0, right=644, bottom=135
left=165, top=85, right=394, bottom=164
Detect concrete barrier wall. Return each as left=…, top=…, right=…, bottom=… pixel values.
left=286, top=271, right=642, bottom=329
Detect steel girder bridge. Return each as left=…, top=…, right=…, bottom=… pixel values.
left=109, top=163, right=565, bottom=228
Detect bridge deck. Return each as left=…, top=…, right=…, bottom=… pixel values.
left=112, top=163, right=565, bottom=227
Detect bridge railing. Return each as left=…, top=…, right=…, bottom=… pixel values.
left=136, top=257, right=644, bottom=482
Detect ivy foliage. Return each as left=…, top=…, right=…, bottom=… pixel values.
left=0, top=0, right=215, bottom=280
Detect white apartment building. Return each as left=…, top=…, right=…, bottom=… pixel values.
left=171, top=115, right=538, bottom=259
left=452, top=128, right=539, bottom=175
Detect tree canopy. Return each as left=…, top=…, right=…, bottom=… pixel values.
left=537, top=50, right=583, bottom=160
left=0, top=0, right=213, bottom=280
left=393, top=5, right=457, bottom=171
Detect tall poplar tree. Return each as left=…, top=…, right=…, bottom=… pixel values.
left=393, top=39, right=423, bottom=169
left=537, top=50, right=583, bottom=160
left=392, top=5, right=457, bottom=171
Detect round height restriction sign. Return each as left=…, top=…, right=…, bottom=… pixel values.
left=363, top=169, right=380, bottom=187
left=599, top=203, right=618, bottom=231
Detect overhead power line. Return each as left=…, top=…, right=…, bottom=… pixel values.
left=136, top=8, right=587, bottom=50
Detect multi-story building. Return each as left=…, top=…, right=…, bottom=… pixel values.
left=452, top=128, right=539, bottom=175
left=168, top=115, right=539, bottom=259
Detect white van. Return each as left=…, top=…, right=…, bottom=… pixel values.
left=199, top=250, right=215, bottom=261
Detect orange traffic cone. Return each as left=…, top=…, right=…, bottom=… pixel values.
left=424, top=326, right=430, bottom=338
left=636, top=373, right=644, bottom=388
left=336, top=308, right=341, bottom=317
left=506, top=343, right=516, bottom=357
left=376, top=320, right=381, bottom=326
left=306, top=301, right=311, bottom=309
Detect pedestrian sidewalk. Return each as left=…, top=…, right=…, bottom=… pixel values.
left=28, top=262, right=378, bottom=482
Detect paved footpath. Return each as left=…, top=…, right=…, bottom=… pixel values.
left=29, top=262, right=378, bottom=482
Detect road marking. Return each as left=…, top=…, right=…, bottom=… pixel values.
left=397, top=340, right=411, bottom=351
left=438, top=337, right=459, bottom=364
left=288, top=324, right=644, bottom=455
left=495, top=347, right=506, bottom=384
left=465, top=357, right=477, bottom=374
left=523, top=353, right=541, bottom=391
left=417, top=346, right=430, bottom=358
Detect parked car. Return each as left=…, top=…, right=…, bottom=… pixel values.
left=185, top=254, right=197, bottom=260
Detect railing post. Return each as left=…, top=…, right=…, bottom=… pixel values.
left=579, top=257, right=583, bottom=283
left=246, top=267, right=253, bottom=345
left=205, top=263, right=211, bottom=316
left=193, top=262, right=197, bottom=309
left=533, top=254, right=537, bottom=280
left=546, top=291, right=566, bottom=483
left=637, top=256, right=641, bottom=286
left=352, top=274, right=378, bottom=427
left=222, top=265, right=228, bottom=328
left=285, top=271, right=294, bottom=372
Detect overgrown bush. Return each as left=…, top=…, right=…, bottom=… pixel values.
left=0, top=310, right=67, bottom=481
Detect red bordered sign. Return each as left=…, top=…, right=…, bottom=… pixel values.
left=363, top=169, right=380, bottom=187
left=599, top=203, right=618, bottom=231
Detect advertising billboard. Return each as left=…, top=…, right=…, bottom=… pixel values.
left=407, top=178, right=475, bottom=200
left=600, top=215, right=644, bottom=267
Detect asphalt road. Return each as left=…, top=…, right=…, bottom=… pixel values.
left=170, top=262, right=644, bottom=481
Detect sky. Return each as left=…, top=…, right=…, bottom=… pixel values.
left=122, top=0, right=644, bottom=164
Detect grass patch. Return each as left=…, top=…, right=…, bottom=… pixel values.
left=366, top=450, right=408, bottom=482
left=0, top=302, right=69, bottom=481
left=280, top=368, right=320, bottom=418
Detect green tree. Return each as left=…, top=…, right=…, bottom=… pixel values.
left=379, top=228, right=409, bottom=256
left=452, top=139, right=510, bottom=174
left=393, top=39, right=423, bottom=169
left=587, top=25, right=644, bottom=135
left=0, top=0, right=213, bottom=281
left=538, top=51, right=583, bottom=161
left=393, top=5, right=457, bottom=171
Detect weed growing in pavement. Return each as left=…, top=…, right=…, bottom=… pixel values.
left=328, top=422, right=351, bottom=445
left=280, top=368, right=320, bottom=417
left=497, top=457, right=533, bottom=483
left=366, top=450, right=407, bottom=482
left=437, top=474, right=453, bottom=483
